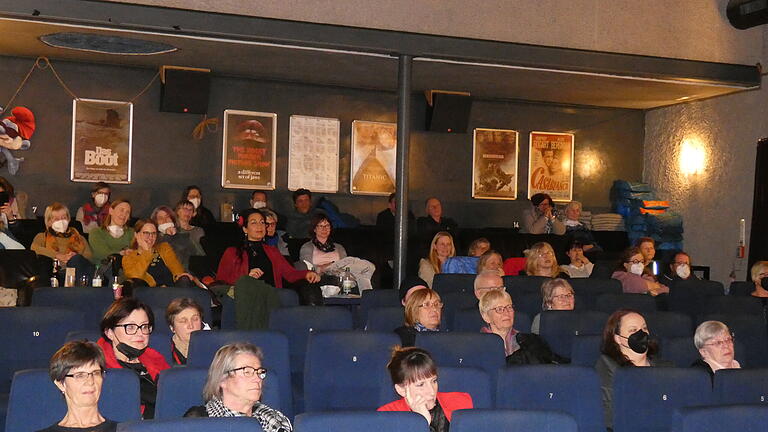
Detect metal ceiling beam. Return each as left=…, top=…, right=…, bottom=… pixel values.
left=0, top=0, right=760, bottom=88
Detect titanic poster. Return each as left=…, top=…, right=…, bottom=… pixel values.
left=221, top=110, right=277, bottom=190
left=70, top=98, right=133, bottom=183
left=527, top=131, right=574, bottom=202
left=472, top=128, right=518, bottom=200
left=350, top=120, right=397, bottom=196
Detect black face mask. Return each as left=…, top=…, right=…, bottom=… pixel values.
left=115, top=341, right=147, bottom=360
left=761, top=277, right=768, bottom=290
left=619, top=329, right=650, bottom=354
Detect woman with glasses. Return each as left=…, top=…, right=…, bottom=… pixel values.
left=260, top=208, right=289, bottom=257
left=596, top=309, right=670, bottom=429
left=611, top=246, right=669, bottom=295
left=531, top=278, right=575, bottom=334
left=523, top=242, right=568, bottom=278
left=692, top=321, right=740, bottom=382
left=479, top=289, right=566, bottom=365
left=395, top=288, right=443, bottom=347
left=122, top=219, right=195, bottom=287
left=378, top=346, right=473, bottom=431
left=97, top=297, right=170, bottom=419
left=299, top=214, right=347, bottom=274
left=37, top=340, right=116, bottom=432
left=184, top=343, right=292, bottom=432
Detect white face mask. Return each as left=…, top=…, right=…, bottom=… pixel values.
left=252, top=201, right=267, bottom=209
left=676, top=264, right=691, bottom=279
left=189, top=197, right=201, bottom=209
left=51, top=220, right=69, bottom=234
left=94, top=193, right=108, bottom=207
left=158, top=222, right=175, bottom=234
left=630, top=263, right=645, bottom=276
left=107, top=224, right=124, bottom=238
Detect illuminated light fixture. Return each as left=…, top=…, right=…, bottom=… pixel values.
left=577, top=148, right=605, bottom=179
left=679, top=137, right=706, bottom=176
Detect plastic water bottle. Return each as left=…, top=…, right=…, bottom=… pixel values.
left=92, top=265, right=102, bottom=288
left=341, top=267, right=357, bottom=296
left=50, top=259, right=60, bottom=287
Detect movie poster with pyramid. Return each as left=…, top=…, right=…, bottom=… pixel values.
left=350, top=120, right=397, bottom=195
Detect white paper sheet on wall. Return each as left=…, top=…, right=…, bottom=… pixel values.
left=288, top=115, right=340, bottom=193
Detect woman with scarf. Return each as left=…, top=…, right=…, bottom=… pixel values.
left=298, top=214, right=347, bottom=274
left=521, top=193, right=565, bottom=235
left=75, top=182, right=111, bottom=234
left=31, top=202, right=94, bottom=281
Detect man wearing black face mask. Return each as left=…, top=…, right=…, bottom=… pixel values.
left=596, top=309, right=672, bottom=430
left=98, top=298, right=170, bottom=419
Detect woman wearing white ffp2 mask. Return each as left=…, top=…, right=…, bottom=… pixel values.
left=31, top=202, right=95, bottom=282
left=611, top=246, right=669, bottom=296
left=76, top=182, right=111, bottom=234
left=662, top=251, right=698, bottom=283
left=182, top=185, right=215, bottom=228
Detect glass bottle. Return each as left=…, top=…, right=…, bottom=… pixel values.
left=50, top=259, right=60, bottom=287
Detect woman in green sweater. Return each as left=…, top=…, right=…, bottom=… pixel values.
left=88, top=199, right=135, bottom=264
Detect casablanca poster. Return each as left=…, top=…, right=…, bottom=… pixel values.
left=472, top=128, right=518, bottom=200
left=221, top=110, right=277, bottom=190
left=70, top=98, right=133, bottom=183
left=350, top=120, right=397, bottom=196
left=527, top=131, right=574, bottom=202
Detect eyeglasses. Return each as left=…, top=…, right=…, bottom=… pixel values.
left=115, top=323, right=153, bottom=335
left=552, top=293, right=575, bottom=301
left=478, top=285, right=506, bottom=292
left=538, top=251, right=553, bottom=258
left=265, top=222, right=276, bottom=227
left=228, top=366, right=268, bottom=379
left=704, top=334, right=735, bottom=349
left=419, top=301, right=444, bottom=309
left=139, top=231, right=158, bottom=236
left=489, top=304, right=514, bottom=314
left=673, top=262, right=690, bottom=266
left=316, top=223, right=332, bottom=229
left=65, top=369, right=106, bottom=382
left=626, top=259, right=643, bottom=265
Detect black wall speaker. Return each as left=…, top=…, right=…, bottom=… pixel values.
left=727, top=0, right=768, bottom=29
left=426, top=91, right=472, bottom=133
left=160, top=66, right=211, bottom=114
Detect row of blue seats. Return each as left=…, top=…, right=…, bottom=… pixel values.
left=7, top=359, right=768, bottom=432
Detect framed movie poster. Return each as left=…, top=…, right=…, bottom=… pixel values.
left=350, top=120, right=397, bottom=196
left=527, top=131, right=574, bottom=202
left=288, top=115, right=340, bottom=193
left=472, top=128, right=518, bottom=200
left=221, top=110, right=277, bottom=190
left=70, top=98, right=133, bottom=183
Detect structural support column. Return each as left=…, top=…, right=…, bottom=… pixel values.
left=394, top=54, right=412, bottom=288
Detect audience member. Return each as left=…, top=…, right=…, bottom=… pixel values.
left=0, top=175, right=28, bottom=225
left=750, top=260, right=768, bottom=298
left=376, top=192, right=415, bottom=231
left=32, top=202, right=95, bottom=281
left=399, top=276, right=429, bottom=306
left=636, top=237, right=659, bottom=276
left=395, top=288, right=442, bottom=347
left=299, top=213, right=347, bottom=273
left=524, top=242, right=568, bottom=278
left=38, top=340, right=116, bottom=432
left=98, top=298, right=170, bottom=419
left=611, top=247, right=669, bottom=295
left=75, top=182, right=111, bottom=234
left=522, top=193, right=565, bottom=235
left=476, top=250, right=504, bottom=276
left=473, top=270, right=506, bottom=301
left=416, top=197, right=458, bottom=237
left=661, top=251, right=698, bottom=283
left=122, top=219, right=194, bottom=287
left=182, top=185, right=215, bottom=228
left=0, top=216, right=23, bottom=249
left=175, top=200, right=205, bottom=255
left=216, top=209, right=320, bottom=303
left=692, top=320, right=740, bottom=383
left=184, top=343, right=292, bottom=431
left=560, top=240, right=594, bottom=278
left=531, top=278, right=575, bottom=334
left=151, top=205, right=205, bottom=269
left=249, top=190, right=268, bottom=209
left=165, top=297, right=206, bottom=365
left=88, top=199, right=134, bottom=264
left=285, top=188, right=317, bottom=238
left=378, top=346, right=473, bottom=430
left=563, top=200, right=600, bottom=251
left=467, top=237, right=491, bottom=257
left=418, top=231, right=456, bottom=288
left=596, top=309, right=670, bottom=430
left=261, top=208, right=289, bottom=256
left=479, top=289, right=566, bottom=365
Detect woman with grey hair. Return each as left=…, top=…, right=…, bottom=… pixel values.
left=531, top=278, right=576, bottom=334
left=184, top=343, right=292, bottom=432
left=262, top=208, right=289, bottom=256
left=563, top=200, right=601, bottom=252
left=691, top=321, right=740, bottom=382
left=37, top=340, right=116, bottom=432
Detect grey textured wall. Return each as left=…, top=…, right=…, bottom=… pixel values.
left=1, top=55, right=643, bottom=227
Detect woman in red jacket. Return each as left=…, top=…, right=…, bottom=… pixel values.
left=97, top=297, right=170, bottom=419
left=216, top=209, right=320, bottom=301
left=378, top=347, right=473, bottom=431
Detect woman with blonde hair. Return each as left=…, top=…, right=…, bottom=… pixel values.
left=524, top=242, right=567, bottom=278
left=750, top=260, right=768, bottom=297
left=88, top=199, right=134, bottom=264
left=476, top=250, right=504, bottom=276
left=418, top=231, right=455, bottom=288
left=394, top=288, right=443, bottom=347
left=31, top=202, right=94, bottom=281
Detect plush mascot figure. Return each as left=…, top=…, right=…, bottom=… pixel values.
left=0, top=106, right=35, bottom=175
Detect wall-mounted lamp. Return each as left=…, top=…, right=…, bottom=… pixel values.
left=679, top=137, right=707, bottom=177
left=577, top=148, right=605, bottom=179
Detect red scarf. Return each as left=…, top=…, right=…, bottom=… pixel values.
left=82, top=202, right=110, bottom=227
left=96, top=337, right=170, bottom=381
